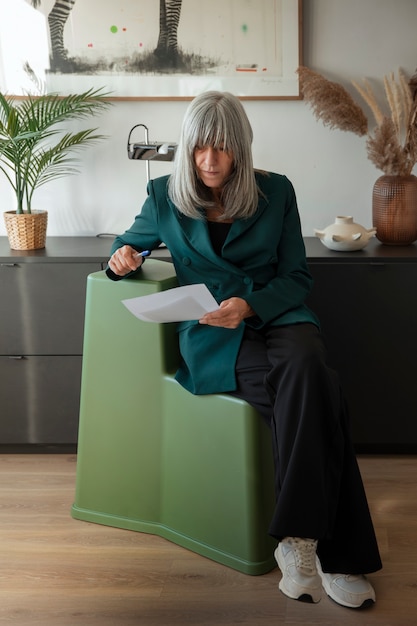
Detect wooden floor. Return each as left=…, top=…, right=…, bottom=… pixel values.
left=0, top=454, right=416, bottom=626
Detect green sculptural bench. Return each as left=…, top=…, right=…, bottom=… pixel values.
left=71, top=259, right=277, bottom=575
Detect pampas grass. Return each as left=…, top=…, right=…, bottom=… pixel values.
left=298, top=66, right=417, bottom=176
left=297, top=66, right=367, bottom=136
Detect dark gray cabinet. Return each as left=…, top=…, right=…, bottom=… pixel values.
left=305, top=238, right=417, bottom=453
left=0, top=237, right=111, bottom=448
left=1, top=236, right=415, bottom=452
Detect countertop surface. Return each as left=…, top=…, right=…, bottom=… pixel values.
left=1, top=235, right=417, bottom=263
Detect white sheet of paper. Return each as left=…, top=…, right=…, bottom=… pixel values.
left=122, top=283, right=220, bottom=322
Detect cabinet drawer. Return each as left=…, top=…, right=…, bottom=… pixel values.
left=0, top=355, right=82, bottom=444
left=0, top=262, right=103, bottom=355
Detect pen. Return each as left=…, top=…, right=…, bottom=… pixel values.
left=134, top=250, right=151, bottom=258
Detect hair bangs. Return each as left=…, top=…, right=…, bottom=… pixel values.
left=190, top=106, right=232, bottom=152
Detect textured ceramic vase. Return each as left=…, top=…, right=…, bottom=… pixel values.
left=372, top=175, right=417, bottom=245
left=314, top=216, right=376, bottom=252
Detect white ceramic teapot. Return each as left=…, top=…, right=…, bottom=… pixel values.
left=314, top=216, right=376, bottom=251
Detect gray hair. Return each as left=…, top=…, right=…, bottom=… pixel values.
left=168, top=91, right=260, bottom=219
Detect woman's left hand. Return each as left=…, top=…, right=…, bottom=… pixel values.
left=199, top=297, right=254, bottom=329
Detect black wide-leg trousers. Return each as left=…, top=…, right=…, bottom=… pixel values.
left=228, top=323, right=382, bottom=575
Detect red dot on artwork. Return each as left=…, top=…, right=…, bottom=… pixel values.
left=88, top=43, right=93, bottom=48
left=139, top=42, right=143, bottom=47
left=123, top=27, right=127, bottom=32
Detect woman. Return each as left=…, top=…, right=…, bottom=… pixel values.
left=107, top=91, right=382, bottom=608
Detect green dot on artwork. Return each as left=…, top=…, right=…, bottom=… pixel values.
left=110, top=25, right=118, bottom=34
left=241, top=24, right=248, bottom=33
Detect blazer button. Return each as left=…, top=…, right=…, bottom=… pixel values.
left=182, top=257, right=191, bottom=266
left=243, top=277, right=251, bottom=285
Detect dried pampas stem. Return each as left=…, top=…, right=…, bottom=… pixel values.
left=299, top=65, right=417, bottom=176
left=409, top=70, right=417, bottom=100
left=399, top=70, right=413, bottom=114
left=297, top=66, right=368, bottom=136
left=367, top=117, right=410, bottom=175
left=384, top=74, right=398, bottom=133
left=351, top=79, right=384, bottom=126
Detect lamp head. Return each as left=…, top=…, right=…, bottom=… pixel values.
left=127, top=124, right=177, bottom=161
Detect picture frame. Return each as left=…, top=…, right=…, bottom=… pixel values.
left=0, top=0, right=302, bottom=100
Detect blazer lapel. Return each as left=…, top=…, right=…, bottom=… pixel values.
left=173, top=208, right=224, bottom=264
left=223, top=193, right=269, bottom=248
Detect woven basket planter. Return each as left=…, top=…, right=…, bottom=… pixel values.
left=3, top=210, right=48, bottom=250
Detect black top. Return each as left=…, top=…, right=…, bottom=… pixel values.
left=207, top=221, right=233, bottom=256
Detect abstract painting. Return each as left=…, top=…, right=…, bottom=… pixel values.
left=0, top=0, right=302, bottom=99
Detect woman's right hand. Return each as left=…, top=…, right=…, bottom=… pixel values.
left=108, top=245, right=144, bottom=276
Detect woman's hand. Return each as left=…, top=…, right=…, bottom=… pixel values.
left=199, top=297, right=255, bottom=329
left=108, top=245, right=144, bottom=276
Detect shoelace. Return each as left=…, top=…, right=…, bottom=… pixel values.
left=289, top=537, right=318, bottom=573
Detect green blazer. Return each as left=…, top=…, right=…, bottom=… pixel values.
left=110, top=171, right=319, bottom=394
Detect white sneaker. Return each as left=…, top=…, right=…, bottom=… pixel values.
left=275, top=537, right=321, bottom=603
left=316, top=558, right=376, bottom=608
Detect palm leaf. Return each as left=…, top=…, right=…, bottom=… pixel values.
left=0, top=88, right=111, bottom=212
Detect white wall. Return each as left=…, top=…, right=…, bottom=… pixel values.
left=1, top=0, right=416, bottom=238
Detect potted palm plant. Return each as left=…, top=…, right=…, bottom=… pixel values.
left=0, top=88, right=111, bottom=250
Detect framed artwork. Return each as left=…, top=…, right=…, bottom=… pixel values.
left=0, top=0, right=302, bottom=100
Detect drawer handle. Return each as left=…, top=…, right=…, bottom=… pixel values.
left=9, top=355, right=25, bottom=360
